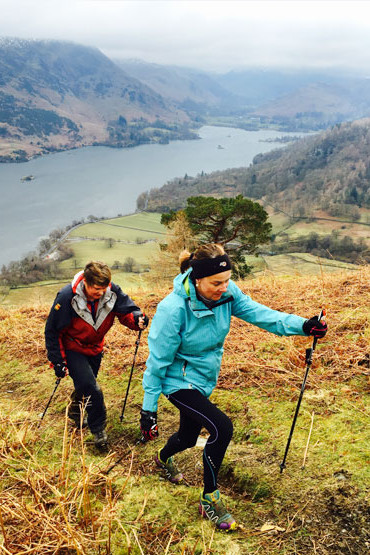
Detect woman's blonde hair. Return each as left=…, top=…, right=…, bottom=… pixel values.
left=84, top=261, right=111, bottom=286
left=179, top=244, right=225, bottom=274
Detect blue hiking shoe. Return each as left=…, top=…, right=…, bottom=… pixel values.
left=155, top=451, right=183, bottom=484
left=199, top=489, right=237, bottom=531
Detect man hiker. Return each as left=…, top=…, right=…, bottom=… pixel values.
left=140, top=243, right=327, bottom=530
left=45, top=260, right=148, bottom=447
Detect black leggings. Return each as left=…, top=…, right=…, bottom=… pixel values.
left=160, top=389, right=233, bottom=495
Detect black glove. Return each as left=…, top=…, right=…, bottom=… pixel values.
left=140, top=409, right=158, bottom=441
left=54, top=363, right=68, bottom=378
left=134, top=312, right=149, bottom=328
left=303, top=316, right=327, bottom=338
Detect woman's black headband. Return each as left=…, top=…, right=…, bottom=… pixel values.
left=190, top=254, right=232, bottom=279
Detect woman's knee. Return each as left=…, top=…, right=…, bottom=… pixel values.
left=209, top=412, right=233, bottom=443
left=181, top=434, right=199, bottom=449
left=223, top=414, right=233, bottom=442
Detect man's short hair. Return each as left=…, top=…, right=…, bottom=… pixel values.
left=84, top=261, right=111, bottom=287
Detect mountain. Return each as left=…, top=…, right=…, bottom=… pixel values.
left=3, top=38, right=370, bottom=162
left=0, top=38, right=190, bottom=161
left=116, top=63, right=370, bottom=129
left=114, top=59, right=243, bottom=114
left=250, top=81, right=370, bottom=129
left=214, top=68, right=329, bottom=105
left=254, top=82, right=355, bottom=118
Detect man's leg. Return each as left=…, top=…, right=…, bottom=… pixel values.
left=65, top=350, right=107, bottom=437
left=67, top=389, right=88, bottom=428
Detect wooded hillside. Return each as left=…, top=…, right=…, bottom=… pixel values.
left=139, top=119, right=370, bottom=215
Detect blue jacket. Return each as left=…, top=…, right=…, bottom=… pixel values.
left=142, top=269, right=307, bottom=412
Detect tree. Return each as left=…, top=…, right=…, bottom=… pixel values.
left=105, top=238, right=116, bottom=249
left=148, top=211, right=198, bottom=283
left=122, top=257, right=136, bottom=272
left=183, top=195, right=272, bottom=277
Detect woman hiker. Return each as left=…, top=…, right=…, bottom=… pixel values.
left=139, top=243, right=327, bottom=531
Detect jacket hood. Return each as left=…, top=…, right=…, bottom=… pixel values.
left=173, top=269, right=192, bottom=298
left=71, top=270, right=85, bottom=293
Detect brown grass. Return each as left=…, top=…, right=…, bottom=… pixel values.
left=0, top=408, right=138, bottom=554
left=1, top=267, right=368, bottom=393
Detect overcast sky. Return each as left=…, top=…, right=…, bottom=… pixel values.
left=1, top=0, right=370, bottom=73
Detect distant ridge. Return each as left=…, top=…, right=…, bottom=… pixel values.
left=0, top=38, right=190, bottom=161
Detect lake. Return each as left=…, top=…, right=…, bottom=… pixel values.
left=0, top=126, right=303, bottom=266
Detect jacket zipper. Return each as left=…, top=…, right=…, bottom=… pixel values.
left=182, top=360, right=188, bottom=377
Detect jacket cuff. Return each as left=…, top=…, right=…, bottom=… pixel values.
left=142, top=392, right=159, bottom=412
left=119, top=312, right=140, bottom=330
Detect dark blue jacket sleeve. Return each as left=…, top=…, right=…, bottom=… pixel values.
left=44, top=285, right=73, bottom=366
left=112, top=283, right=143, bottom=329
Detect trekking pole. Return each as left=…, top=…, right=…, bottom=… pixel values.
left=104, top=436, right=146, bottom=475
left=279, top=309, right=325, bottom=473
left=38, top=377, right=61, bottom=428
left=120, top=330, right=142, bottom=422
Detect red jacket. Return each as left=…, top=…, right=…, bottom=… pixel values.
left=45, top=271, right=142, bottom=365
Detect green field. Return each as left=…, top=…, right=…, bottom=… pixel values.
left=268, top=208, right=370, bottom=243
left=59, top=239, right=157, bottom=271
left=1, top=210, right=364, bottom=308
left=258, top=253, right=360, bottom=276
left=69, top=212, right=165, bottom=241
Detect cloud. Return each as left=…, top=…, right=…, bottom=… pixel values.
left=1, top=0, right=370, bottom=72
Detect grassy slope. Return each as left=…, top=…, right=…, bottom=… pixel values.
left=0, top=268, right=369, bottom=553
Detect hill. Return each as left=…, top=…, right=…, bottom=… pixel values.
left=252, top=82, right=360, bottom=129
left=140, top=119, right=370, bottom=214
left=0, top=268, right=368, bottom=553
left=0, top=38, right=192, bottom=161
left=136, top=121, right=370, bottom=266
left=115, top=59, right=244, bottom=114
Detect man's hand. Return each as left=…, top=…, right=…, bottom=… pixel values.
left=140, top=409, right=158, bottom=441
left=303, top=316, right=327, bottom=338
left=134, top=313, right=149, bottom=329
left=54, top=363, right=68, bottom=378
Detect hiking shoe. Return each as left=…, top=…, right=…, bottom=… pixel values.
left=93, top=429, right=108, bottom=447
left=155, top=452, right=183, bottom=484
left=199, top=489, right=236, bottom=531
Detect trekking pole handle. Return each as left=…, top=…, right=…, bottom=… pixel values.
left=306, top=308, right=326, bottom=363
